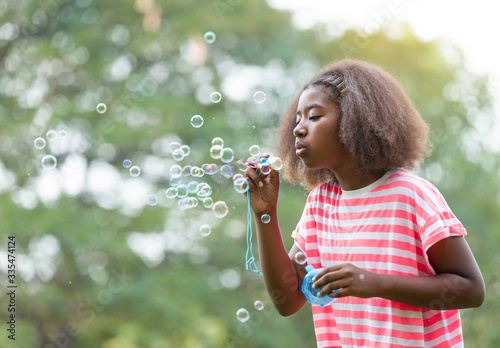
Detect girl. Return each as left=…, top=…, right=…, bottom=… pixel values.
left=244, top=59, right=485, bottom=348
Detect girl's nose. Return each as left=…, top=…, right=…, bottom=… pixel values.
left=293, top=121, right=306, bottom=138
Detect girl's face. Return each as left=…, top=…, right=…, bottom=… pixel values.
left=294, top=86, right=352, bottom=172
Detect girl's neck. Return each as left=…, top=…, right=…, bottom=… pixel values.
left=333, top=164, right=383, bottom=191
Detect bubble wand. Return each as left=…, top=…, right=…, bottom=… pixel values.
left=244, top=156, right=279, bottom=275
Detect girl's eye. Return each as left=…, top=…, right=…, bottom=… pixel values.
left=309, top=115, right=321, bottom=121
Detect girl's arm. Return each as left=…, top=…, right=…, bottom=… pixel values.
left=245, top=161, right=308, bottom=316
left=312, top=235, right=485, bottom=309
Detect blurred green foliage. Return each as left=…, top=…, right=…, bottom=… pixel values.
left=0, top=0, right=499, bottom=347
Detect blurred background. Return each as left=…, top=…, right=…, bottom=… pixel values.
left=0, top=0, right=499, bottom=347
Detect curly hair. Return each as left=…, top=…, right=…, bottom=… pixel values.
left=276, top=59, right=431, bottom=191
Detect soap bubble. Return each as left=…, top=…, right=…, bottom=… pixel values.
left=236, top=159, right=247, bottom=172
left=269, top=156, right=283, bottom=171
left=187, top=197, right=198, bottom=208
left=34, top=137, right=46, bottom=149
left=191, top=115, right=204, bottom=128
left=170, top=176, right=182, bottom=186
left=221, top=148, right=234, bottom=163
left=220, top=164, right=233, bottom=178
left=259, top=163, right=271, bottom=175
left=191, top=166, right=204, bottom=177
left=249, top=145, right=260, bottom=157
left=172, top=149, right=184, bottom=161
left=295, top=251, right=307, bottom=265
left=253, top=91, right=266, bottom=103
left=209, top=145, right=223, bottom=159
left=204, top=31, right=216, bottom=44
left=165, top=187, right=177, bottom=198
left=46, top=130, right=57, bottom=141
left=187, top=181, right=199, bottom=194
left=178, top=198, right=188, bottom=210
left=176, top=184, right=188, bottom=198
left=96, top=103, right=107, bottom=114
left=182, top=165, right=193, bottom=176
left=170, top=165, right=182, bottom=177
left=122, top=159, right=132, bottom=168
left=59, top=130, right=67, bottom=137
left=41, top=155, right=57, bottom=170
left=169, top=141, right=181, bottom=153
left=261, top=214, right=271, bottom=224
left=212, top=201, right=228, bottom=218
left=233, top=177, right=249, bottom=194
left=211, top=137, right=224, bottom=147
left=254, top=300, right=264, bottom=311
left=202, top=197, right=214, bottom=208
left=196, top=183, right=212, bottom=198
left=129, top=166, right=141, bottom=177
left=199, top=224, right=211, bottom=237
left=236, top=308, right=250, bottom=323
left=147, top=194, right=158, bottom=206
left=181, top=144, right=191, bottom=157
left=210, top=91, right=222, bottom=103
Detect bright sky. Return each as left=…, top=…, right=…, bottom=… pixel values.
left=268, top=0, right=500, bottom=149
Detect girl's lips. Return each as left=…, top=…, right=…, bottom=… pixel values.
left=296, top=147, right=306, bottom=156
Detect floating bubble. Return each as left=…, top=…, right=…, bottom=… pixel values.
left=207, top=163, right=219, bottom=175
left=182, top=165, right=193, bottom=176
left=295, top=251, right=307, bottom=265
left=46, top=130, right=57, bottom=141
left=236, top=159, right=247, bottom=172
left=176, top=184, right=188, bottom=198
left=269, top=156, right=283, bottom=171
left=191, top=115, right=204, bottom=128
left=122, top=159, right=132, bottom=168
left=187, top=197, right=199, bottom=208
left=187, top=181, right=199, bottom=194
left=233, top=177, right=249, bottom=194
left=212, top=201, right=228, bottom=218
left=165, top=187, right=177, bottom=198
left=259, top=163, right=271, bottom=175
left=147, top=194, right=158, bottom=206
left=41, top=155, right=57, bottom=170
left=236, top=308, right=250, bottom=323
left=170, top=176, right=182, bottom=186
left=261, top=214, right=271, bottom=224
left=169, top=141, right=181, bottom=153
left=254, top=300, right=264, bottom=311
left=249, top=145, right=260, bottom=157
left=170, top=165, right=182, bottom=177
left=221, top=148, right=235, bottom=163
left=181, top=144, right=191, bottom=157
left=191, top=166, right=204, bottom=177
left=204, top=31, right=216, bottom=44
left=178, top=198, right=189, bottom=210
left=96, top=103, right=107, bottom=114
left=199, top=224, right=211, bottom=237
left=34, top=137, right=46, bottom=149
left=233, top=173, right=244, bottom=182
left=59, top=130, right=67, bottom=137
left=129, top=166, right=141, bottom=177
left=209, top=145, right=223, bottom=159
left=220, top=164, right=233, bottom=178
left=172, top=149, right=184, bottom=161
left=211, top=137, right=224, bottom=147
left=202, top=197, right=214, bottom=208
left=253, top=91, right=266, bottom=103
left=210, top=91, right=222, bottom=103
left=197, top=183, right=212, bottom=198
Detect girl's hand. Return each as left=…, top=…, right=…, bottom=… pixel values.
left=244, top=154, right=280, bottom=214
left=312, top=263, right=379, bottom=299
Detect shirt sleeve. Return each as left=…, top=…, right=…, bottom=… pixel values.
left=419, top=187, right=467, bottom=274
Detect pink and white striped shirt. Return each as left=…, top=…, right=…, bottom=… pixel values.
left=292, top=169, right=466, bottom=348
